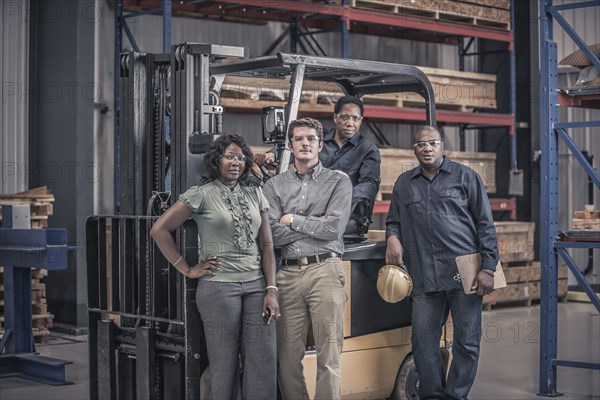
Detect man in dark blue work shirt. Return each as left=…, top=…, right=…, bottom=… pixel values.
left=321, top=95, right=380, bottom=213
left=259, top=96, right=380, bottom=234
left=385, top=125, right=499, bottom=400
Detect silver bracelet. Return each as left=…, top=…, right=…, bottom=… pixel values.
left=266, top=285, right=278, bottom=292
left=172, top=255, right=183, bottom=267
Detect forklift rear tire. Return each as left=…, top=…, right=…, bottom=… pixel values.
left=390, top=354, right=419, bottom=400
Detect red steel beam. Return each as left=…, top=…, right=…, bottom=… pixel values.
left=346, top=7, right=512, bottom=43
left=364, top=105, right=514, bottom=127
left=157, top=0, right=512, bottom=43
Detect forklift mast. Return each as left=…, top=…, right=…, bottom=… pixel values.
left=88, top=43, right=437, bottom=400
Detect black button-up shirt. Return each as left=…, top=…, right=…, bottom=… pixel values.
left=320, top=128, right=381, bottom=208
left=385, top=156, right=499, bottom=295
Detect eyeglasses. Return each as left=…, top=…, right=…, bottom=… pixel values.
left=291, top=135, right=320, bottom=143
left=413, top=140, right=443, bottom=149
left=336, top=114, right=363, bottom=123
left=222, top=152, right=247, bottom=163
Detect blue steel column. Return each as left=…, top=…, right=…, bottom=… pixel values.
left=538, top=0, right=560, bottom=396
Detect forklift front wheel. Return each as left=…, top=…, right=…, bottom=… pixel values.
left=390, top=354, right=419, bottom=400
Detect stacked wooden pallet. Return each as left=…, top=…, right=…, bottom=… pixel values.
left=571, top=204, right=600, bottom=231
left=0, top=186, right=55, bottom=344
left=483, top=221, right=568, bottom=310
left=483, top=261, right=568, bottom=310
left=220, top=67, right=497, bottom=112
left=346, top=0, right=510, bottom=30
left=378, top=147, right=496, bottom=195
left=0, top=186, right=55, bottom=228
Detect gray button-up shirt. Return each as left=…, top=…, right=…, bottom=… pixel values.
left=386, top=156, right=499, bottom=295
left=262, top=162, right=352, bottom=259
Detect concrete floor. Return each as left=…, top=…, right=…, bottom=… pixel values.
left=1, top=302, right=598, bottom=400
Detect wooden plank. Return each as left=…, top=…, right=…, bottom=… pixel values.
left=584, top=204, right=595, bottom=212
left=451, top=0, right=510, bottom=11
left=572, top=218, right=600, bottom=230
left=31, top=268, right=48, bottom=279
left=351, top=0, right=510, bottom=28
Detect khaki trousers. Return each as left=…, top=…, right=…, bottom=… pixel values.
left=276, top=258, right=347, bottom=400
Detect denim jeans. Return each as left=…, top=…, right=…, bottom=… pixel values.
left=411, top=290, right=482, bottom=400
left=196, top=278, right=277, bottom=400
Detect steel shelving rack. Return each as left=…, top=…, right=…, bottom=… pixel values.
left=113, top=0, right=518, bottom=216
left=538, top=0, right=600, bottom=396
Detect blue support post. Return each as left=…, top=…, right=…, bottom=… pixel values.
left=539, top=0, right=560, bottom=395
left=0, top=206, right=72, bottom=386
left=539, top=0, right=600, bottom=395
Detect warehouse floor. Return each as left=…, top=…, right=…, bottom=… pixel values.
left=1, top=302, right=598, bottom=400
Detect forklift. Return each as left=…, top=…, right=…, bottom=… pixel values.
left=86, top=43, right=451, bottom=400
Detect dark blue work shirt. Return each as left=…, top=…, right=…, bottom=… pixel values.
left=319, top=128, right=381, bottom=208
left=385, top=156, right=499, bottom=295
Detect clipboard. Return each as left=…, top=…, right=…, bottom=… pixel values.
left=455, top=253, right=507, bottom=294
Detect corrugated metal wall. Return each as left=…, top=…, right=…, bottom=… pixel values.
left=1, top=0, right=29, bottom=194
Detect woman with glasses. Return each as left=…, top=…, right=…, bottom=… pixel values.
left=150, top=133, right=279, bottom=399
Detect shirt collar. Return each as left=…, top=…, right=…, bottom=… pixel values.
left=213, top=178, right=241, bottom=193
left=410, top=156, right=450, bottom=179
left=324, top=128, right=362, bottom=147
left=292, top=161, right=324, bottom=180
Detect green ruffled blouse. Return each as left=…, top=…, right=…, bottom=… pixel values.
left=179, top=180, right=269, bottom=282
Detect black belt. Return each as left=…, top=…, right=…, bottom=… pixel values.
left=283, top=252, right=339, bottom=266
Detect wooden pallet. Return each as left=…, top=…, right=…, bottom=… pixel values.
left=0, top=186, right=55, bottom=228
left=219, top=67, right=497, bottom=113
left=482, top=261, right=568, bottom=310
left=378, top=148, right=497, bottom=195
left=571, top=204, right=600, bottom=230
left=495, top=222, right=535, bottom=264
left=350, top=0, right=510, bottom=30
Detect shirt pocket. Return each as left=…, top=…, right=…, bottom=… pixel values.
left=439, top=189, right=467, bottom=216
left=404, top=194, right=423, bottom=221
left=338, top=160, right=359, bottom=179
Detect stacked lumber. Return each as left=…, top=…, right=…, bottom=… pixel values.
left=379, top=148, right=496, bottom=194
left=571, top=204, right=600, bottom=230
left=348, top=0, right=510, bottom=30
left=483, top=221, right=568, bottom=309
left=251, top=145, right=496, bottom=195
left=220, top=67, right=497, bottom=112
left=0, top=186, right=55, bottom=228
left=0, top=186, right=55, bottom=344
left=483, top=261, right=568, bottom=310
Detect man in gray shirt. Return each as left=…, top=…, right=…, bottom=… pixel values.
left=262, top=117, right=352, bottom=399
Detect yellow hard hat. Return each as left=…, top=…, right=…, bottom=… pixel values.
left=376, top=264, right=413, bottom=303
